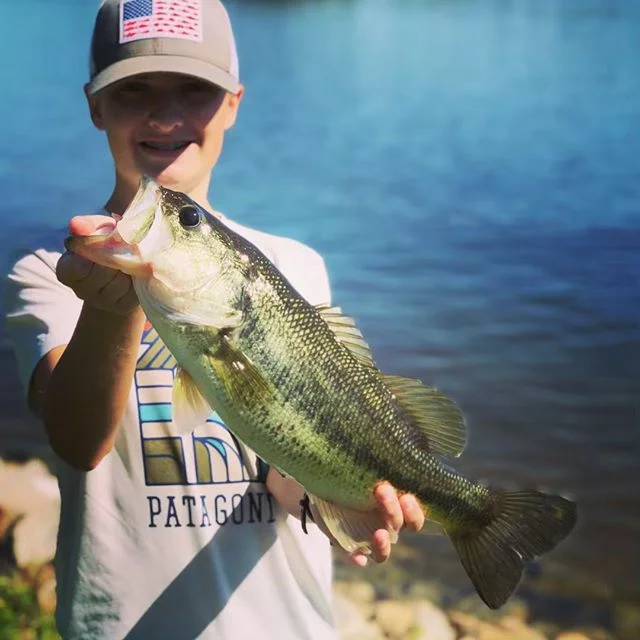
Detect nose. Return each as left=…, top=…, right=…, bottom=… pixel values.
left=147, top=97, right=184, bottom=133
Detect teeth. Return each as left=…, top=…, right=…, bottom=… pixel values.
left=143, top=141, right=188, bottom=151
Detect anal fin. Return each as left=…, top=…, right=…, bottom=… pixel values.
left=308, top=495, right=399, bottom=555
left=421, top=518, right=445, bottom=535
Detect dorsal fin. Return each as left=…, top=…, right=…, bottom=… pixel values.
left=316, top=304, right=376, bottom=369
left=381, top=374, right=467, bottom=457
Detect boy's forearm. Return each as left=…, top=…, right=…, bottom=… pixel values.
left=266, top=469, right=305, bottom=518
left=42, top=303, right=146, bottom=470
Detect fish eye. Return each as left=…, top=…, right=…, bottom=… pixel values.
left=179, top=205, right=201, bottom=228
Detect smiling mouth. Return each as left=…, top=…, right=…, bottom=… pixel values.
left=140, top=141, right=191, bottom=151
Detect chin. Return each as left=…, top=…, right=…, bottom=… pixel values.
left=150, top=170, right=197, bottom=193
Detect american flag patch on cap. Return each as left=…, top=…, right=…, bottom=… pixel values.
left=119, top=0, right=202, bottom=44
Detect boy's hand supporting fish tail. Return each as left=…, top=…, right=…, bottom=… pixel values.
left=342, top=483, right=425, bottom=566
left=267, top=471, right=424, bottom=565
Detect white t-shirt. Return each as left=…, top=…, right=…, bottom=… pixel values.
left=4, top=215, right=338, bottom=640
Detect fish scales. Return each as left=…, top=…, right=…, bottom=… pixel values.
left=66, top=178, right=577, bottom=610
left=226, top=255, right=489, bottom=520
left=146, top=200, right=506, bottom=517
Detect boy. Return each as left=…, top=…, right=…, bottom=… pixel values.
left=4, top=1, right=423, bottom=638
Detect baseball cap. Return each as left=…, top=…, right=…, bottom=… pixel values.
left=87, top=0, right=240, bottom=95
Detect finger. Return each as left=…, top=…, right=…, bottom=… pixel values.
left=310, top=502, right=367, bottom=566
left=113, top=286, right=140, bottom=315
left=56, top=252, right=93, bottom=285
left=68, top=215, right=116, bottom=237
left=97, top=271, right=134, bottom=307
left=102, top=274, right=140, bottom=315
left=370, top=529, right=391, bottom=563
left=399, top=494, right=425, bottom=533
left=347, top=553, right=369, bottom=567
left=74, top=264, right=121, bottom=300
left=374, top=482, right=403, bottom=533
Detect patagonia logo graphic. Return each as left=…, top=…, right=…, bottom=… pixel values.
left=136, top=323, right=267, bottom=487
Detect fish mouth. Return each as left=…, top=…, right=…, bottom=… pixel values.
left=116, top=176, right=162, bottom=245
left=65, top=230, right=149, bottom=278
left=65, top=176, right=161, bottom=277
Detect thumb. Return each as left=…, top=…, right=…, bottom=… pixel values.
left=69, top=214, right=116, bottom=237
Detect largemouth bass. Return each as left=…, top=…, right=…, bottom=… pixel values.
left=67, top=177, right=577, bottom=608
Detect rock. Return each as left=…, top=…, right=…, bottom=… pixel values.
left=535, top=622, right=562, bottom=639
left=334, top=593, right=385, bottom=640
left=500, top=598, right=530, bottom=623
left=448, top=610, right=484, bottom=636
left=339, top=581, right=377, bottom=605
left=450, top=610, right=547, bottom=640
left=406, top=580, right=445, bottom=606
left=413, top=600, right=456, bottom=640
left=498, top=615, right=547, bottom=640
left=373, top=599, right=456, bottom=640
left=375, top=599, right=417, bottom=639
left=451, top=593, right=529, bottom=623
left=614, top=602, right=640, bottom=640
left=0, top=458, right=60, bottom=568
left=0, top=459, right=59, bottom=512
left=334, top=581, right=377, bottom=621
left=0, top=505, right=17, bottom=540
left=34, top=564, right=57, bottom=615
left=451, top=593, right=499, bottom=621
left=562, top=629, right=617, bottom=640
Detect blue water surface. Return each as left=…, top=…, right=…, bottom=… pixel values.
left=0, top=0, right=638, bottom=607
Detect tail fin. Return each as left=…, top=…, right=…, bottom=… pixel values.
left=449, top=491, right=577, bottom=609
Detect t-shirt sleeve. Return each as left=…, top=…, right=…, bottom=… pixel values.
left=4, top=246, right=82, bottom=396
left=277, top=240, right=332, bottom=308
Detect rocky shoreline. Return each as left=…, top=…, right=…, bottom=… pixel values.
left=332, top=579, right=636, bottom=640
left=1, top=457, right=637, bottom=639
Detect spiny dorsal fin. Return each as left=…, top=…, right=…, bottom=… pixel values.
left=381, top=374, right=467, bottom=457
left=316, top=304, right=376, bottom=369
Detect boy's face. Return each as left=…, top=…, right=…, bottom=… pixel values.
left=86, top=72, right=243, bottom=198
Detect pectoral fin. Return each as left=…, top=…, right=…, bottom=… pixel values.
left=208, top=337, right=272, bottom=408
left=308, top=495, right=398, bottom=555
left=172, top=367, right=214, bottom=433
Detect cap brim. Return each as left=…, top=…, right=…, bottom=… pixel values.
left=87, top=55, right=240, bottom=95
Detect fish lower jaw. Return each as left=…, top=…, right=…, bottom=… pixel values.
left=100, top=251, right=150, bottom=278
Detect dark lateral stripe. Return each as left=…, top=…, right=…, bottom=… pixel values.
left=235, top=282, right=492, bottom=523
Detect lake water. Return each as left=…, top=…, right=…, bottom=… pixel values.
left=0, top=0, right=638, bottom=616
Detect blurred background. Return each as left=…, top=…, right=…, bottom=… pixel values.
left=0, top=0, right=638, bottom=636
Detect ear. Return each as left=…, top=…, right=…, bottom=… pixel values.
left=84, top=83, right=106, bottom=131
left=223, top=85, right=244, bottom=130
